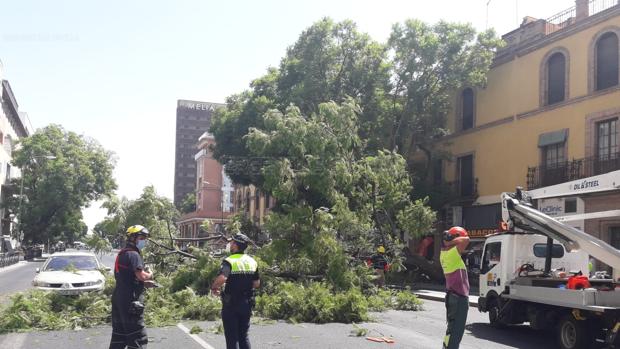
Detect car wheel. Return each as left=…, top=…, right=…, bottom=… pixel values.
left=488, top=299, right=506, bottom=329
left=557, top=314, right=591, bottom=349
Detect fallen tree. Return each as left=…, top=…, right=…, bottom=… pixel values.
left=0, top=246, right=422, bottom=333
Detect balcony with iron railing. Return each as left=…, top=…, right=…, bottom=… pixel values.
left=545, top=0, right=619, bottom=35
left=527, top=152, right=620, bottom=189
left=499, top=0, right=620, bottom=57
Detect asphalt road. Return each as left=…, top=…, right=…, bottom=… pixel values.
left=0, top=259, right=43, bottom=304
left=0, top=249, right=116, bottom=305
left=187, top=298, right=559, bottom=349
left=0, top=251, right=570, bottom=348
left=0, top=299, right=563, bottom=349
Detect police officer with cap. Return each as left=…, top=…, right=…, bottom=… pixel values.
left=211, top=233, right=260, bottom=349
left=109, top=225, right=156, bottom=349
left=440, top=226, right=470, bottom=349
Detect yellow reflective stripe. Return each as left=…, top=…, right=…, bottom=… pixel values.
left=440, top=247, right=466, bottom=274
left=443, top=334, right=450, bottom=347
left=613, top=322, right=620, bottom=333
left=225, top=254, right=257, bottom=273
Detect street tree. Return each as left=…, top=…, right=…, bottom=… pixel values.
left=386, top=20, right=502, bottom=178
left=211, top=18, right=389, bottom=185
left=209, top=18, right=501, bottom=287
left=84, top=231, right=112, bottom=259
left=179, top=192, right=196, bottom=214
left=212, top=18, right=502, bottom=201
left=6, top=125, right=116, bottom=245
left=245, top=100, right=435, bottom=287
left=96, top=186, right=180, bottom=245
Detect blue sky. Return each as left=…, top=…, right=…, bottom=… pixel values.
left=0, top=0, right=575, bottom=229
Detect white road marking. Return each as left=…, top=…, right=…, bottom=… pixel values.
left=176, top=323, right=216, bottom=349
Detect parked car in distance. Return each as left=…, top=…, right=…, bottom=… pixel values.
left=32, top=251, right=109, bottom=295
left=73, top=241, right=87, bottom=250
left=55, top=241, right=66, bottom=252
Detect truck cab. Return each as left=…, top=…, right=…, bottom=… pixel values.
left=479, top=232, right=588, bottom=314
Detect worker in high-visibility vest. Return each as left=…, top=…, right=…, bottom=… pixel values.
left=370, top=246, right=389, bottom=288
left=440, top=226, right=470, bottom=349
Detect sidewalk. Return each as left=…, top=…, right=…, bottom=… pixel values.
left=412, top=289, right=479, bottom=307
left=396, top=281, right=480, bottom=307
left=0, top=260, right=28, bottom=274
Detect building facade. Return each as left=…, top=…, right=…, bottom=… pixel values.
left=173, top=100, right=224, bottom=206
left=0, top=62, right=32, bottom=245
left=177, top=132, right=234, bottom=246
left=232, top=184, right=273, bottom=227
left=431, top=0, right=620, bottom=264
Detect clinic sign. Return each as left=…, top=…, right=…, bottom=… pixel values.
left=539, top=197, right=564, bottom=217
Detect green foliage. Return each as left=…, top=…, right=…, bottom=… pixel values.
left=254, top=281, right=423, bottom=324
left=179, top=193, right=197, bottom=214
left=5, top=125, right=116, bottom=245
left=211, top=19, right=389, bottom=184
left=95, top=186, right=180, bottom=245
left=393, top=290, right=424, bottom=311
left=189, top=325, right=203, bottom=334
left=208, top=17, right=502, bottom=295
left=144, top=282, right=221, bottom=326
left=84, top=232, right=112, bottom=259
left=397, top=197, right=437, bottom=239
left=212, top=18, right=502, bottom=192
left=366, top=288, right=395, bottom=312
left=254, top=282, right=369, bottom=323
left=351, top=324, right=369, bottom=337
left=0, top=245, right=424, bottom=334
left=169, top=253, right=221, bottom=295
left=0, top=290, right=111, bottom=333
left=386, top=21, right=503, bottom=176
left=247, top=101, right=434, bottom=284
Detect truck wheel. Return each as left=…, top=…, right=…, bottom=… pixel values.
left=488, top=299, right=506, bottom=329
left=557, top=314, right=590, bottom=349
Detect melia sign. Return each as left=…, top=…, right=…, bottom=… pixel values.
left=178, top=100, right=219, bottom=112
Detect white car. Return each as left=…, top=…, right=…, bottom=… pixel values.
left=33, top=251, right=109, bottom=295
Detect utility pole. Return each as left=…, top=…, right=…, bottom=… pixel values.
left=515, top=0, right=519, bottom=27
left=486, top=0, right=492, bottom=30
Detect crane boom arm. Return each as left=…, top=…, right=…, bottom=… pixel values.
left=502, top=191, right=620, bottom=271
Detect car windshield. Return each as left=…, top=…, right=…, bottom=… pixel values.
left=44, top=256, right=99, bottom=271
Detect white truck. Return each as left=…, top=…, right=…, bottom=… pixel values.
left=477, top=189, right=620, bottom=349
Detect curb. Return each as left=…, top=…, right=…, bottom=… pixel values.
left=0, top=261, right=28, bottom=274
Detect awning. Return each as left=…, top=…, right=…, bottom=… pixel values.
left=538, top=129, right=568, bottom=147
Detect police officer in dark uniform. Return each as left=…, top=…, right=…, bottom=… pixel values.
left=109, top=225, right=155, bottom=349
left=211, top=233, right=260, bottom=349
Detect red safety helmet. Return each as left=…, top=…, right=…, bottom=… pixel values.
left=444, top=226, right=468, bottom=239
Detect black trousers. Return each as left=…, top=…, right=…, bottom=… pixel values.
left=222, top=299, right=252, bottom=349
left=109, top=291, right=148, bottom=349
left=443, top=292, right=468, bottom=349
